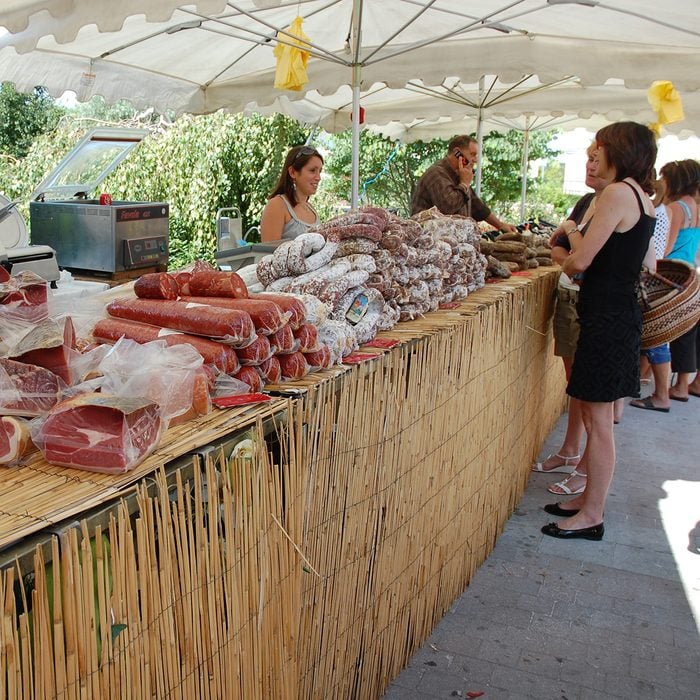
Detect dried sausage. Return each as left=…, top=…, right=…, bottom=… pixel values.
left=187, top=270, right=249, bottom=298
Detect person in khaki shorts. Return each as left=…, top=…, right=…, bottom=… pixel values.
left=531, top=142, right=615, bottom=501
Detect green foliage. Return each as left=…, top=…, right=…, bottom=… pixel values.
left=0, top=83, right=65, bottom=159
left=0, top=111, right=307, bottom=269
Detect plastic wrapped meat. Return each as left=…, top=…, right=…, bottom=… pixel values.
left=303, top=345, right=333, bottom=371
left=251, top=292, right=306, bottom=330
left=0, top=416, right=33, bottom=466
left=233, top=366, right=265, bottom=393
left=0, top=358, right=63, bottom=416
left=179, top=295, right=290, bottom=335
left=268, top=324, right=299, bottom=355
left=11, top=317, right=77, bottom=385
left=255, top=356, right=282, bottom=384
left=277, top=351, right=310, bottom=381
left=32, top=393, right=163, bottom=474
left=236, top=334, right=274, bottom=366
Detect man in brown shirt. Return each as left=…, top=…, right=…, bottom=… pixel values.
left=411, top=135, right=517, bottom=232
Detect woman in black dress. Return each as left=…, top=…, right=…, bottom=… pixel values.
left=542, top=122, right=657, bottom=541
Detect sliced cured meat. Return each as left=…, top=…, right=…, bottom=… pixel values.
left=251, top=292, right=306, bottom=330
left=106, top=297, right=256, bottom=348
left=293, top=323, right=320, bottom=353
left=268, top=324, right=298, bottom=355
left=236, top=334, right=273, bottom=366
left=187, top=270, right=249, bottom=299
left=277, top=352, right=309, bottom=381
left=0, top=358, right=62, bottom=416
left=0, top=416, right=33, bottom=466
left=179, top=296, right=289, bottom=335
left=92, top=317, right=239, bottom=373
left=36, top=393, right=163, bottom=473
left=168, top=367, right=213, bottom=427
left=233, top=366, right=264, bottom=393
left=255, top=356, right=282, bottom=383
left=174, top=271, right=192, bottom=296
left=134, top=272, right=180, bottom=300
left=12, top=317, right=77, bottom=385
left=303, top=345, right=332, bottom=371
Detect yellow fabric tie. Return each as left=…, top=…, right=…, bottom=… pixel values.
left=647, top=80, right=684, bottom=135
left=273, top=16, right=311, bottom=91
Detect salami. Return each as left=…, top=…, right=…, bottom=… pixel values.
left=233, top=366, right=265, bottom=393
left=293, top=323, right=320, bottom=352
left=252, top=293, right=306, bottom=330
left=255, top=356, right=282, bottom=383
left=92, top=317, right=240, bottom=374
left=179, top=295, right=289, bottom=335
left=134, top=272, right=180, bottom=300
left=268, top=324, right=298, bottom=355
left=106, top=298, right=256, bottom=347
left=303, top=345, right=332, bottom=371
left=277, top=351, right=309, bottom=381
left=237, top=334, right=273, bottom=366
left=187, top=270, right=249, bottom=298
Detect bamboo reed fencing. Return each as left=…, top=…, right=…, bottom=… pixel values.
left=0, top=269, right=566, bottom=699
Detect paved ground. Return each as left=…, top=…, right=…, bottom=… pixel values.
left=382, top=385, right=700, bottom=700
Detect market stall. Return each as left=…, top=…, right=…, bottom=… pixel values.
left=0, top=263, right=565, bottom=699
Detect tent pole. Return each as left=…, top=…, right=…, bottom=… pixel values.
left=475, top=76, right=484, bottom=196
left=520, top=118, right=531, bottom=223
left=351, top=65, right=361, bottom=209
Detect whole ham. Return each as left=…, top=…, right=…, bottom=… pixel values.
left=106, top=297, right=256, bottom=348
left=35, top=393, right=163, bottom=473
left=0, top=358, right=62, bottom=416
left=92, top=317, right=240, bottom=374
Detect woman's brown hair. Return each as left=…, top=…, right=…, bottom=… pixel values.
left=269, top=146, right=323, bottom=206
left=595, top=122, right=657, bottom=195
left=659, top=159, right=700, bottom=201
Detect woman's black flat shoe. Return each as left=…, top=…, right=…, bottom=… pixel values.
left=543, top=502, right=580, bottom=517
left=541, top=522, right=604, bottom=541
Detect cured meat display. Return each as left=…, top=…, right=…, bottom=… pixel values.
left=255, top=356, right=282, bottom=383
left=236, top=334, right=273, bottom=366
left=233, top=366, right=265, bottom=393
left=252, top=292, right=306, bottom=329
left=0, top=416, right=33, bottom=466
left=34, top=393, right=163, bottom=473
left=134, top=272, right=180, bottom=300
left=293, top=323, right=320, bottom=353
left=268, top=324, right=298, bottom=355
left=106, top=297, right=257, bottom=347
left=0, top=358, right=62, bottom=416
left=277, top=352, right=309, bottom=381
left=92, top=317, right=240, bottom=374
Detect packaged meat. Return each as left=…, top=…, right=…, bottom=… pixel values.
left=106, top=297, right=257, bottom=348
left=92, top=317, right=240, bottom=374
left=255, top=356, right=282, bottom=383
left=252, top=292, right=306, bottom=330
left=233, top=366, right=265, bottom=393
left=134, top=272, right=180, bottom=300
left=303, top=345, right=332, bottom=371
left=10, top=316, right=77, bottom=385
left=0, top=416, right=33, bottom=466
left=179, top=295, right=290, bottom=335
left=0, top=269, right=49, bottom=323
left=187, top=270, right=249, bottom=299
left=236, top=334, right=273, bottom=366
left=168, top=367, right=213, bottom=427
left=293, top=323, right=320, bottom=352
left=277, top=352, right=310, bottom=381
left=268, top=324, right=299, bottom=355
left=32, top=393, right=163, bottom=473
left=0, top=358, right=63, bottom=416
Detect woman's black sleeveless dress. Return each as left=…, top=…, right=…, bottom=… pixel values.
left=567, top=182, right=655, bottom=402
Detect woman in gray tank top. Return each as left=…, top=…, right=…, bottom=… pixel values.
left=260, top=145, right=323, bottom=243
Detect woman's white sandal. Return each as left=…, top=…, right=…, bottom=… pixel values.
left=531, top=453, right=581, bottom=474
left=547, top=469, right=588, bottom=495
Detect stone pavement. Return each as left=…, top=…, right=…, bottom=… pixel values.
left=382, top=387, right=700, bottom=700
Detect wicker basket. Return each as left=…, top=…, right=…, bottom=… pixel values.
left=639, top=259, right=700, bottom=350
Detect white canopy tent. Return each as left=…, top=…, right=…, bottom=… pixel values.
left=1, top=1, right=699, bottom=207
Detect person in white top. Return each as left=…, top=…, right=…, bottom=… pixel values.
left=260, top=145, right=323, bottom=243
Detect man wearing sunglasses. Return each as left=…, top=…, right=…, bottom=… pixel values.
left=411, top=135, right=517, bottom=233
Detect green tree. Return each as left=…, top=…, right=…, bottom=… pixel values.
left=0, top=83, right=65, bottom=158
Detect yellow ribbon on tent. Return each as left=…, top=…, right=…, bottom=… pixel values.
left=273, top=16, right=311, bottom=91
left=647, top=80, right=684, bottom=136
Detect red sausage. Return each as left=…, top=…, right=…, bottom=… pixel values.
left=256, top=356, right=282, bottom=383
left=268, top=324, right=298, bottom=354
left=252, top=293, right=306, bottom=330
left=293, top=323, right=320, bottom=352
left=277, top=351, right=309, bottom=381
left=179, top=295, right=288, bottom=335
left=92, top=317, right=240, bottom=373
left=187, top=271, right=249, bottom=299
left=134, top=273, right=179, bottom=300
left=233, top=366, right=265, bottom=393
left=106, top=298, right=256, bottom=347
left=236, top=334, right=273, bottom=366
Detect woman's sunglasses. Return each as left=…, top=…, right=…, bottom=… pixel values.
left=293, top=146, right=320, bottom=161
